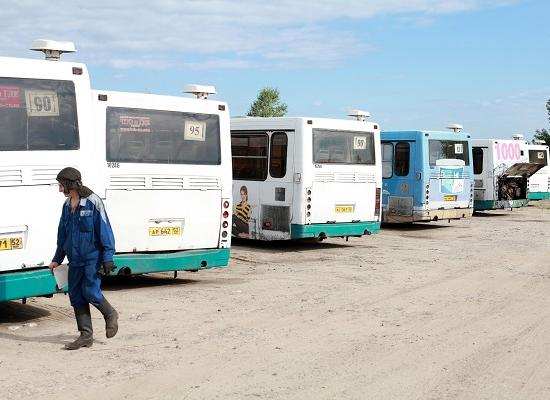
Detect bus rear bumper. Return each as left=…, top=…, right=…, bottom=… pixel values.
left=384, top=208, right=473, bottom=223
left=113, top=248, right=230, bottom=275
left=527, top=192, right=550, bottom=200
left=0, top=268, right=62, bottom=302
left=474, top=199, right=529, bottom=211
left=291, top=221, right=381, bottom=239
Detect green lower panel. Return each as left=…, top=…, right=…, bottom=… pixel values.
left=113, top=248, right=230, bottom=275
left=291, top=221, right=381, bottom=239
left=474, top=199, right=529, bottom=211
left=528, top=192, right=550, bottom=200
left=0, top=268, right=62, bottom=302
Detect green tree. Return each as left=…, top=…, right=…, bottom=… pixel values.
left=247, top=87, right=288, bottom=117
left=533, top=99, right=550, bottom=145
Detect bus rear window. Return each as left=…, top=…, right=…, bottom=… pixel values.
left=231, top=133, right=268, bottom=181
left=0, top=77, right=79, bottom=151
left=529, top=149, right=548, bottom=166
left=473, top=147, right=484, bottom=174
left=429, top=140, right=470, bottom=166
left=106, top=107, right=221, bottom=165
left=312, top=129, right=375, bottom=164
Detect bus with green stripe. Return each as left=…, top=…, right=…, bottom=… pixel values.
left=0, top=40, right=232, bottom=303
left=230, top=111, right=381, bottom=241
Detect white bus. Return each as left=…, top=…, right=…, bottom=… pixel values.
left=230, top=112, right=382, bottom=241
left=0, top=40, right=95, bottom=301
left=526, top=142, right=549, bottom=200
left=472, top=136, right=543, bottom=211
left=91, top=88, right=232, bottom=275
left=0, top=40, right=231, bottom=303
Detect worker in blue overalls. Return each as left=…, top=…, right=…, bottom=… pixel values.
left=49, top=167, right=119, bottom=350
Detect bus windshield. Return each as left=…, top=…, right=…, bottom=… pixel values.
left=429, top=139, right=469, bottom=166
left=106, top=107, right=221, bottom=165
left=529, top=149, right=548, bottom=166
left=312, top=129, right=375, bottom=164
left=0, top=77, right=79, bottom=151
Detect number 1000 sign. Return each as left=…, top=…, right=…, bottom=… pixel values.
left=494, top=142, right=521, bottom=161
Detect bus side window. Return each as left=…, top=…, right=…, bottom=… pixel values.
left=270, top=132, right=288, bottom=178
left=382, top=143, right=393, bottom=178
left=473, top=147, right=483, bottom=174
left=395, top=142, right=410, bottom=176
left=231, top=133, right=268, bottom=181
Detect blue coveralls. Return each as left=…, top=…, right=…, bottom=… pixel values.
left=52, top=193, right=116, bottom=307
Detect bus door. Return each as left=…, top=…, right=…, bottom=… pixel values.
left=258, top=131, right=293, bottom=240
left=472, top=146, right=489, bottom=202
left=231, top=131, right=293, bottom=240
left=385, top=140, right=418, bottom=219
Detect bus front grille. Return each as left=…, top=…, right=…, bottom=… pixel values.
left=31, top=168, right=59, bottom=184
left=109, top=175, right=147, bottom=189
left=151, top=176, right=185, bottom=189
left=0, top=169, right=23, bottom=186
left=314, top=172, right=375, bottom=183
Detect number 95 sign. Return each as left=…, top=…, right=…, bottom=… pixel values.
left=184, top=120, right=206, bottom=141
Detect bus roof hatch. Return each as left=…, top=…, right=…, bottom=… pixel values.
left=184, top=84, right=216, bottom=100
left=447, top=123, right=463, bottom=133
left=347, top=109, right=370, bottom=121
left=30, top=39, right=76, bottom=61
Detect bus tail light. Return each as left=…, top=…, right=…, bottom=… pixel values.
left=375, top=188, right=381, bottom=217
left=219, top=198, right=231, bottom=247
left=306, top=188, right=312, bottom=216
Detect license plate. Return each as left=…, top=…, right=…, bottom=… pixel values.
left=335, top=206, right=354, bottom=213
left=148, top=226, right=182, bottom=236
left=0, top=237, right=23, bottom=251
left=444, top=195, right=457, bottom=201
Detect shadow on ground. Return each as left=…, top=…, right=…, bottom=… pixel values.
left=0, top=302, right=51, bottom=324
left=381, top=223, right=450, bottom=232
left=232, top=237, right=356, bottom=253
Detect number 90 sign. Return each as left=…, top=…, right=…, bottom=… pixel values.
left=25, top=90, right=59, bottom=117
left=494, top=142, right=521, bottom=161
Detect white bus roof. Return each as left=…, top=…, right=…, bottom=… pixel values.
left=92, top=89, right=228, bottom=112
left=230, top=116, right=379, bottom=131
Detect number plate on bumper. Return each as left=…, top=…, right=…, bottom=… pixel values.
left=0, top=237, right=23, bottom=251
left=335, top=206, right=355, bottom=213
left=148, top=227, right=182, bottom=236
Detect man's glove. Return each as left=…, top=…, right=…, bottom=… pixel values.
left=99, top=261, right=115, bottom=276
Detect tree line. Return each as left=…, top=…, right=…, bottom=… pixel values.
left=534, top=99, right=550, bottom=146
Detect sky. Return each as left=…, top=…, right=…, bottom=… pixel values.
left=2, top=0, right=549, bottom=139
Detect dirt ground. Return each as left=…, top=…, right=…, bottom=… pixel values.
left=2, top=202, right=550, bottom=400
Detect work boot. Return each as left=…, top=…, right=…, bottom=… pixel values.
left=92, top=298, right=119, bottom=338
left=65, top=305, right=93, bottom=350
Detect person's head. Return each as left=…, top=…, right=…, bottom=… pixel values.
left=56, top=167, right=83, bottom=196
left=239, top=186, right=248, bottom=203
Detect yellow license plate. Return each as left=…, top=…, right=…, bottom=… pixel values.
left=0, top=237, right=23, bottom=251
left=444, top=195, right=457, bottom=201
left=335, top=206, right=354, bottom=213
left=148, top=227, right=182, bottom=236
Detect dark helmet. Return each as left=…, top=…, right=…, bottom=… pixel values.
left=56, top=167, right=81, bottom=182
left=56, top=167, right=93, bottom=197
